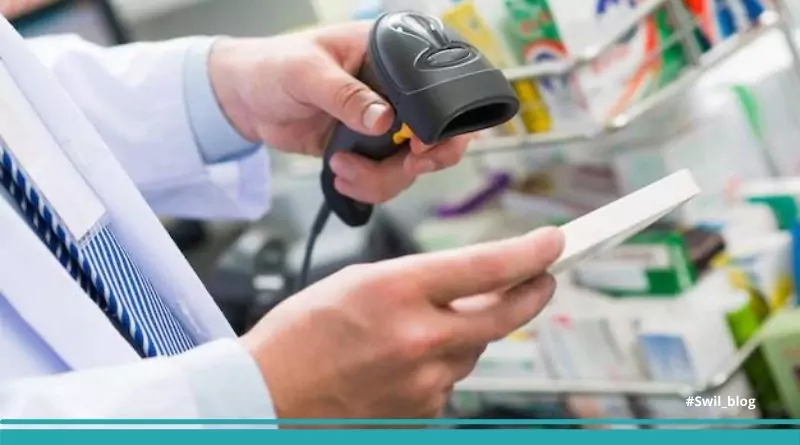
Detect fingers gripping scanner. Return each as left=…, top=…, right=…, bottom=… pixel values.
left=301, top=12, right=520, bottom=288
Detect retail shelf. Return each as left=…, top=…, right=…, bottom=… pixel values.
left=469, top=12, right=786, bottom=156
left=502, top=60, right=574, bottom=81
left=455, top=322, right=763, bottom=397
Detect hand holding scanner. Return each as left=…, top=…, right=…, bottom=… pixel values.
left=303, top=12, right=520, bottom=288
left=320, top=11, right=520, bottom=228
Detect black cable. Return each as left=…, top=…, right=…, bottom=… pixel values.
left=299, top=202, right=331, bottom=290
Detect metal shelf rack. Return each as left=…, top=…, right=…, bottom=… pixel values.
left=468, top=0, right=800, bottom=157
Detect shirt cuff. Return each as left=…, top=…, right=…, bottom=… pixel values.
left=184, top=37, right=261, bottom=165
left=172, top=338, right=276, bottom=419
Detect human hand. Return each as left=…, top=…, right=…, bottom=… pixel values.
left=240, top=227, right=564, bottom=422
left=208, top=23, right=472, bottom=205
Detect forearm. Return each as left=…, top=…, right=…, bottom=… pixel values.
left=0, top=339, right=275, bottom=419
left=24, top=34, right=270, bottom=220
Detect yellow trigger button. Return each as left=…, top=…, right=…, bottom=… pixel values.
left=392, top=124, right=413, bottom=145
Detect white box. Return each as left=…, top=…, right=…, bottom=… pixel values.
left=550, top=169, right=700, bottom=275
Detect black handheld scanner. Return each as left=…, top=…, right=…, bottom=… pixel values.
left=321, top=12, right=520, bottom=228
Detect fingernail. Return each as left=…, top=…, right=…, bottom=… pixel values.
left=330, top=156, right=357, bottom=181
left=415, top=159, right=437, bottom=174
left=363, top=103, right=389, bottom=130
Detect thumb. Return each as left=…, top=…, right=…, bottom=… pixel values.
left=303, top=60, right=394, bottom=136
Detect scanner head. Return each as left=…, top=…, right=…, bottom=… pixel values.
left=366, top=11, right=520, bottom=144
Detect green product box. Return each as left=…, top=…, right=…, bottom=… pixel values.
left=502, top=0, right=565, bottom=65
left=726, top=298, right=784, bottom=417
left=759, top=308, right=800, bottom=418
left=571, top=230, right=699, bottom=297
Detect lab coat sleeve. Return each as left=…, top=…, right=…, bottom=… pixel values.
left=24, top=35, right=271, bottom=221
left=0, top=339, right=276, bottom=420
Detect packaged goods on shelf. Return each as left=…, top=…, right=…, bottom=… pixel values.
left=723, top=232, right=795, bottom=312
left=438, top=1, right=555, bottom=136
left=501, top=0, right=691, bottom=131
left=472, top=330, right=553, bottom=379
left=724, top=178, right=800, bottom=310
left=455, top=328, right=570, bottom=420
left=719, top=67, right=800, bottom=177
left=500, top=0, right=585, bottom=133
left=440, top=0, right=516, bottom=68
left=737, top=177, right=800, bottom=231
left=571, top=227, right=725, bottom=297
left=511, top=79, right=553, bottom=134
left=372, top=0, right=780, bottom=145
left=623, top=271, right=760, bottom=422
left=536, top=314, right=642, bottom=427
left=686, top=0, right=768, bottom=46
left=459, top=263, right=797, bottom=420
left=723, top=288, right=785, bottom=418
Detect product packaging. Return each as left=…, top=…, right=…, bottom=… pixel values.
left=571, top=229, right=700, bottom=297
left=731, top=69, right=800, bottom=177
left=634, top=270, right=760, bottom=422
left=726, top=232, right=795, bottom=312
left=501, top=0, right=584, bottom=132
left=759, top=308, right=800, bottom=418
left=537, top=314, right=642, bottom=425
left=471, top=328, right=568, bottom=417
left=686, top=0, right=768, bottom=46
left=440, top=0, right=513, bottom=68
left=723, top=288, right=784, bottom=418
left=439, top=0, right=551, bottom=136
left=501, top=0, right=690, bottom=130
left=472, top=330, right=551, bottom=379
left=737, top=178, right=800, bottom=230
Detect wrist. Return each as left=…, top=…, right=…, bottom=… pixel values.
left=207, top=37, right=261, bottom=144
left=185, top=37, right=262, bottom=163
left=173, top=339, right=277, bottom=419
left=239, top=334, right=288, bottom=420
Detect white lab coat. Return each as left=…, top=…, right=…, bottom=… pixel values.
left=0, top=16, right=275, bottom=419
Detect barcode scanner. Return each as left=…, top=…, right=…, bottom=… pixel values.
left=300, top=11, right=520, bottom=289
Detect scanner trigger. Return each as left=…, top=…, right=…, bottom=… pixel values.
left=391, top=123, right=414, bottom=145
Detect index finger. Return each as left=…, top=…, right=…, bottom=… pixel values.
left=390, top=227, right=564, bottom=306
left=409, top=136, right=435, bottom=155
left=409, top=134, right=472, bottom=156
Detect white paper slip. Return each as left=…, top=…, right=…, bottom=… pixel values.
left=549, top=169, right=701, bottom=275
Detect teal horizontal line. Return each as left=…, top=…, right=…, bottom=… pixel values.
left=2, top=418, right=799, bottom=426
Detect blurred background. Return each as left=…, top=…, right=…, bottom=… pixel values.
left=5, top=0, right=800, bottom=427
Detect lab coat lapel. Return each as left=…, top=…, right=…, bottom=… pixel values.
left=0, top=200, right=140, bottom=371
left=0, top=17, right=236, bottom=343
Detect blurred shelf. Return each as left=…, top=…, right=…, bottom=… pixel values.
left=469, top=11, right=785, bottom=156
left=455, top=321, right=763, bottom=397
left=502, top=60, right=573, bottom=81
